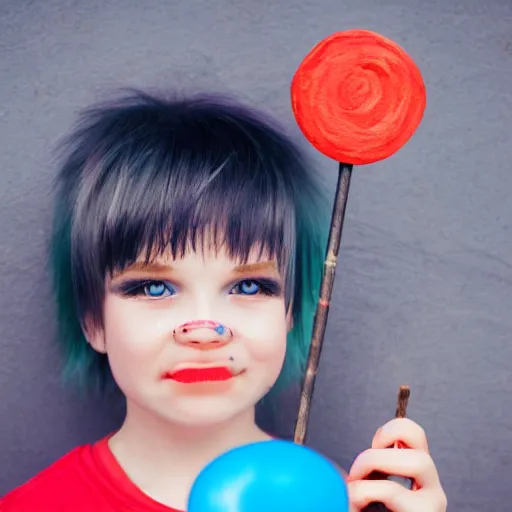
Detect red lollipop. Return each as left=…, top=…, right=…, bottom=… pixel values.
left=291, top=29, right=426, bottom=165
left=292, top=30, right=426, bottom=446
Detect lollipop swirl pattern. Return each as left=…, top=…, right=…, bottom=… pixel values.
left=291, top=29, right=426, bottom=165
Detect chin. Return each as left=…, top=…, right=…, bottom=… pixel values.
left=159, top=392, right=262, bottom=428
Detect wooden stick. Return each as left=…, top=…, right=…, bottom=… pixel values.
left=395, top=385, right=410, bottom=419
left=294, top=162, right=353, bottom=445
left=363, top=386, right=413, bottom=512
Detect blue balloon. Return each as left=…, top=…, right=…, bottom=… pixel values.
left=188, top=440, right=349, bottom=512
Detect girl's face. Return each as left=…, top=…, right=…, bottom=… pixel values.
left=88, top=244, right=289, bottom=427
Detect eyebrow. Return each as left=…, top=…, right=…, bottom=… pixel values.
left=233, top=261, right=277, bottom=273
left=112, top=262, right=172, bottom=277
left=113, top=260, right=278, bottom=278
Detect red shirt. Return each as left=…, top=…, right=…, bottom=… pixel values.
left=1, top=437, right=184, bottom=512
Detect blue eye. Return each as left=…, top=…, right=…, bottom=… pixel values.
left=231, top=280, right=263, bottom=296
left=144, top=281, right=174, bottom=298
left=239, top=280, right=260, bottom=295
left=230, top=278, right=283, bottom=297
left=115, top=280, right=176, bottom=299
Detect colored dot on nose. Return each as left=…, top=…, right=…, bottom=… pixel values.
left=216, top=325, right=225, bottom=335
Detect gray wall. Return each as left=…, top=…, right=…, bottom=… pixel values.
left=1, top=0, right=511, bottom=509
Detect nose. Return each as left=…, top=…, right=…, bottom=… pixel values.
left=173, top=321, right=233, bottom=350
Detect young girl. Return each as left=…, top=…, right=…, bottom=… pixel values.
left=1, top=91, right=446, bottom=511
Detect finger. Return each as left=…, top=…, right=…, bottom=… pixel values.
left=348, top=479, right=440, bottom=512
left=349, top=448, right=440, bottom=489
left=372, top=418, right=429, bottom=452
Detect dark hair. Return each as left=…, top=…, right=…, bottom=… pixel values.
left=50, top=90, right=329, bottom=397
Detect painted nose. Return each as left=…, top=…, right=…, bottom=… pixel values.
left=173, top=321, right=233, bottom=350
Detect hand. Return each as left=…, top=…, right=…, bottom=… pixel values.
left=347, top=418, right=447, bottom=512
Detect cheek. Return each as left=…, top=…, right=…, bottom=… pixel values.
left=237, top=301, right=288, bottom=365
left=103, top=296, right=170, bottom=362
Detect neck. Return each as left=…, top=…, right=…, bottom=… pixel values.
left=108, top=400, right=271, bottom=510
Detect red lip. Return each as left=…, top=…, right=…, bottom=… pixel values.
left=167, top=366, right=234, bottom=383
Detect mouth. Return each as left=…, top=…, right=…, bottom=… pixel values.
left=164, top=365, right=242, bottom=384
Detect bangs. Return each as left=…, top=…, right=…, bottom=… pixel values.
left=77, top=140, right=295, bottom=274
left=66, top=92, right=299, bottom=325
